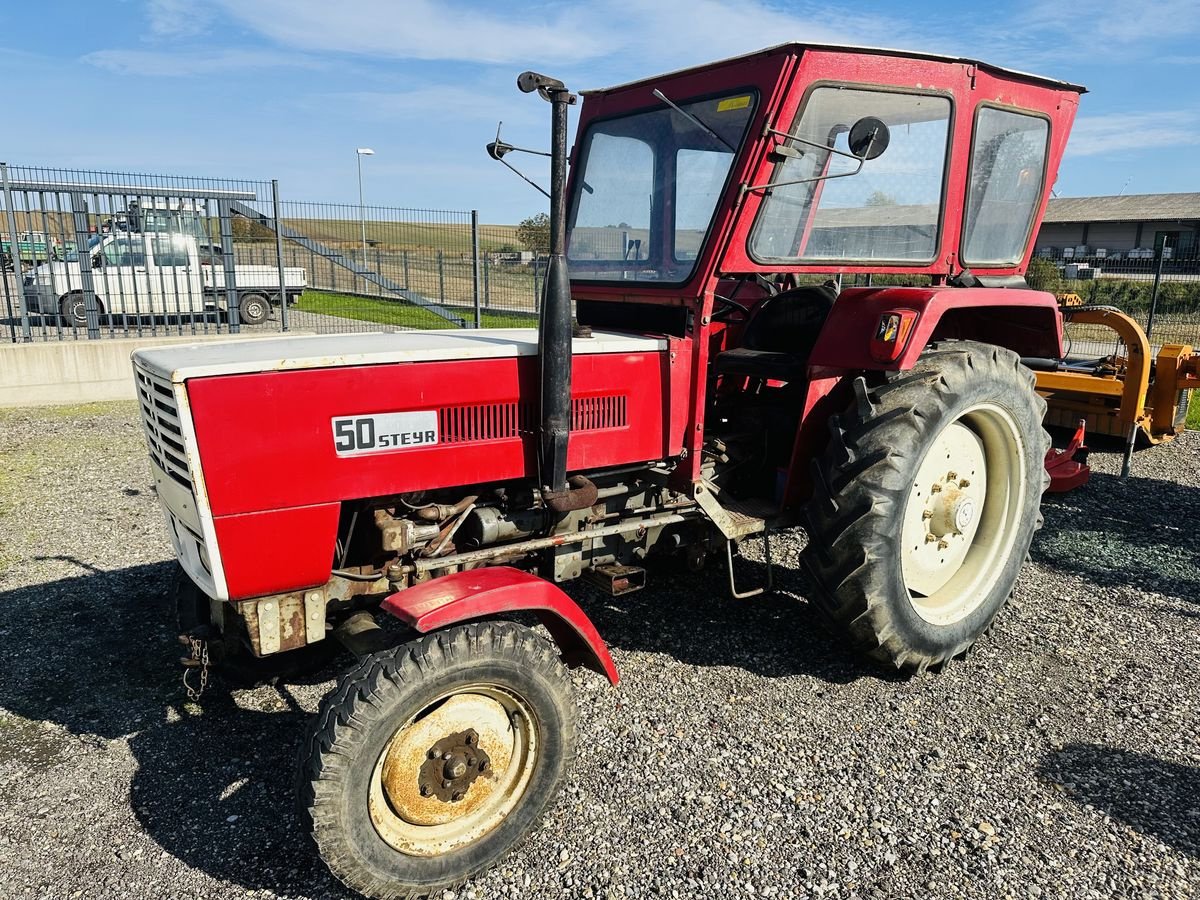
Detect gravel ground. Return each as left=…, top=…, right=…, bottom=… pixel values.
left=1, top=401, right=1198, bottom=899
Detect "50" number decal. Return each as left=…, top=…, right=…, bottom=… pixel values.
left=331, top=410, right=439, bottom=456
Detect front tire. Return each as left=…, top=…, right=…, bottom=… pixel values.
left=238, top=292, right=270, bottom=325
left=803, top=341, right=1049, bottom=672
left=298, top=621, right=578, bottom=899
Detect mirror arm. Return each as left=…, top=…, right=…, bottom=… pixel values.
left=740, top=157, right=864, bottom=196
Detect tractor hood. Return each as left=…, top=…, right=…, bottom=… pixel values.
left=132, top=328, right=667, bottom=385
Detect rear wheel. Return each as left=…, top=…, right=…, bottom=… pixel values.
left=803, top=341, right=1049, bottom=672
left=238, top=292, right=270, bottom=325
left=298, top=621, right=577, bottom=900
left=60, top=293, right=101, bottom=328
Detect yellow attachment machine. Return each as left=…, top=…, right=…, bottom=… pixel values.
left=1029, top=306, right=1199, bottom=446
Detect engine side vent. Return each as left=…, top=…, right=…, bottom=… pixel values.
left=437, top=395, right=627, bottom=444
left=439, top=402, right=526, bottom=443
left=572, top=394, right=627, bottom=431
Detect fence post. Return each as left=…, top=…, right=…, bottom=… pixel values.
left=402, top=250, right=410, bottom=290
left=68, top=191, right=101, bottom=340
left=483, top=254, right=490, bottom=309
left=0, top=163, right=31, bottom=342
left=271, top=179, right=289, bottom=332
left=471, top=210, right=482, bottom=328
left=437, top=251, right=445, bottom=302
left=217, top=199, right=239, bottom=333
left=1145, top=237, right=1169, bottom=341
left=375, top=247, right=383, bottom=297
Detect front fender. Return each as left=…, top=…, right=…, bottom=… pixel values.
left=808, top=286, right=1062, bottom=371
left=381, top=566, right=619, bottom=684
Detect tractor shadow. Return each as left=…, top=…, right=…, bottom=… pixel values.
left=564, top=543, right=899, bottom=686
left=1035, top=468, right=1200, bottom=607
left=1039, top=743, right=1200, bottom=858
left=0, top=562, right=354, bottom=898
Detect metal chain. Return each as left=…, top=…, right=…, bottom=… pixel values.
left=183, top=636, right=210, bottom=701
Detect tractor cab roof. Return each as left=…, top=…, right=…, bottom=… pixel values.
left=583, top=42, right=1087, bottom=95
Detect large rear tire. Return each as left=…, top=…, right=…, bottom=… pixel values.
left=298, top=621, right=577, bottom=900
left=803, top=341, right=1049, bottom=672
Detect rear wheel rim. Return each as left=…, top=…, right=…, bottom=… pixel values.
left=368, top=684, right=538, bottom=858
left=243, top=298, right=266, bottom=321
left=900, top=402, right=1026, bottom=626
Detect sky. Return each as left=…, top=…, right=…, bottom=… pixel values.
left=2, top=0, right=1199, bottom=223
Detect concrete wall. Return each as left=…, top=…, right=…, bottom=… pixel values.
left=0, top=332, right=298, bottom=408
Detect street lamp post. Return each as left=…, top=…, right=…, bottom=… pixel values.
left=356, top=148, right=374, bottom=267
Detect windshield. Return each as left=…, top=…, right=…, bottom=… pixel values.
left=567, top=90, right=757, bottom=284
left=750, top=87, right=952, bottom=263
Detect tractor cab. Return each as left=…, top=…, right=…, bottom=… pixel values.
left=563, top=43, right=1083, bottom=505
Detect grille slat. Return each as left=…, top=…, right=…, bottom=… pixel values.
left=135, top=366, right=193, bottom=491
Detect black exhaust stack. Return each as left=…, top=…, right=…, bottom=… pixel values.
left=517, top=71, right=579, bottom=502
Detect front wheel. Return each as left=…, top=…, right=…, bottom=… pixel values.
left=298, top=621, right=578, bottom=899
left=237, top=292, right=270, bottom=325
left=803, top=341, right=1049, bottom=672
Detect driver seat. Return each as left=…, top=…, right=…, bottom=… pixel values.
left=714, top=284, right=836, bottom=383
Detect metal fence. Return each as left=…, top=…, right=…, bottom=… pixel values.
left=1, top=163, right=545, bottom=344
left=1029, top=245, right=1200, bottom=357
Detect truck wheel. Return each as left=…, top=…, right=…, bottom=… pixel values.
left=60, top=293, right=100, bottom=328
left=298, top=621, right=577, bottom=900
left=803, top=341, right=1049, bottom=672
left=238, top=293, right=270, bottom=325
left=172, top=565, right=339, bottom=685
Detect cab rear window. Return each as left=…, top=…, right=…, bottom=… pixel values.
left=960, top=107, right=1050, bottom=266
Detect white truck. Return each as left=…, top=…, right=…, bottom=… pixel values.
left=22, top=232, right=305, bottom=326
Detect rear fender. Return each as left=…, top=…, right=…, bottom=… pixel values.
left=808, top=286, right=1062, bottom=371
left=380, top=566, right=619, bottom=685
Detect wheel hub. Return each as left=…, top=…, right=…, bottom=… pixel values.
left=415, top=729, right=492, bottom=803
left=928, top=478, right=975, bottom=537
left=375, top=692, right=518, bottom=830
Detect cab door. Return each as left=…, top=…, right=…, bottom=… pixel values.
left=147, top=233, right=203, bottom=321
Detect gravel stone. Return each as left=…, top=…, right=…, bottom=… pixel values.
left=1, top=400, right=1198, bottom=899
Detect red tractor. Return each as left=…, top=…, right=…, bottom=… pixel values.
left=133, top=43, right=1083, bottom=898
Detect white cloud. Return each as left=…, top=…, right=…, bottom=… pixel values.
left=209, top=0, right=949, bottom=70
left=1066, top=111, right=1200, bottom=157
left=145, top=0, right=215, bottom=39
left=82, top=48, right=324, bottom=76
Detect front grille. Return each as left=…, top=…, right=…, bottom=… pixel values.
left=135, top=366, right=192, bottom=490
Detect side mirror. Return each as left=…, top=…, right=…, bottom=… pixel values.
left=848, top=117, right=890, bottom=160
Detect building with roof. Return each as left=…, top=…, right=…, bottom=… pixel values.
left=1035, top=193, right=1200, bottom=259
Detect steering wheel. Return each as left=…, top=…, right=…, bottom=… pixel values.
left=712, top=293, right=751, bottom=322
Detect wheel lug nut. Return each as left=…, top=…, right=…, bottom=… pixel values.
left=428, top=749, right=441, bottom=760
left=419, top=784, right=431, bottom=797
left=925, top=533, right=938, bottom=543
left=922, top=509, right=933, bottom=520
left=959, top=478, right=970, bottom=488
left=452, top=790, right=466, bottom=802
left=930, top=483, right=942, bottom=493
left=947, top=471, right=957, bottom=480
left=937, top=539, right=949, bottom=550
